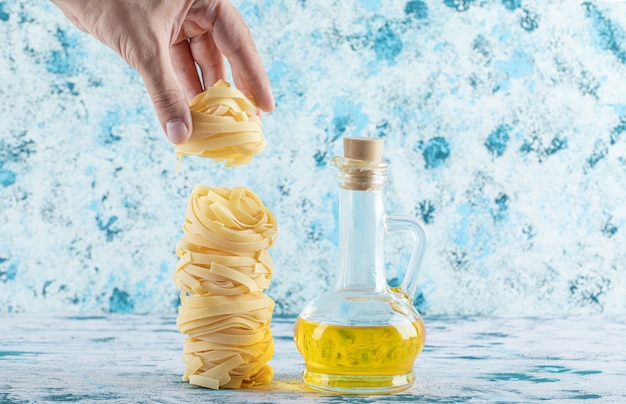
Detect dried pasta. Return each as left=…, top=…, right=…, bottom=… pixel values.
left=175, top=80, right=266, bottom=167
left=175, top=185, right=277, bottom=389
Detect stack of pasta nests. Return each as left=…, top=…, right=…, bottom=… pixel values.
left=173, top=82, right=276, bottom=389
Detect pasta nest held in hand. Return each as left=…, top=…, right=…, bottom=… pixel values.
left=175, top=80, right=266, bottom=167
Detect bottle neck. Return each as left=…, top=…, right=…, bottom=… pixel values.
left=336, top=182, right=387, bottom=292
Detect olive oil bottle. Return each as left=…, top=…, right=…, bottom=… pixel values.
left=294, top=138, right=427, bottom=394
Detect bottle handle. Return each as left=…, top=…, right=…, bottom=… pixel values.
left=385, top=215, right=427, bottom=302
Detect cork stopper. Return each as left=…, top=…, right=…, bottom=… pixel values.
left=343, top=137, right=384, bottom=163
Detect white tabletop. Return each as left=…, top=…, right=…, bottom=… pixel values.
left=0, top=314, right=624, bottom=403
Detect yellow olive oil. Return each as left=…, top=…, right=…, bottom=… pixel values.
left=294, top=317, right=425, bottom=392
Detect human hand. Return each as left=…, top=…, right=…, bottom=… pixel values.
left=50, top=0, right=274, bottom=144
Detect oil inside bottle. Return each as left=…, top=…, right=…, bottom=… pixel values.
left=294, top=317, right=426, bottom=393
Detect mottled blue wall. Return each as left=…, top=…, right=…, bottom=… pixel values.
left=1, top=1, right=625, bottom=315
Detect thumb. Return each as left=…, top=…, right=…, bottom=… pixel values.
left=138, top=51, right=192, bottom=144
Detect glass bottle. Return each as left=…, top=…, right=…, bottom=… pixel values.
left=294, top=137, right=428, bottom=394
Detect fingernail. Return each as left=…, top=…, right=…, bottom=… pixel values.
left=166, top=120, right=188, bottom=144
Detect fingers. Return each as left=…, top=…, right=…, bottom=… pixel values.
left=170, top=40, right=203, bottom=102
left=138, top=48, right=192, bottom=144
left=210, top=2, right=274, bottom=112
left=189, top=32, right=227, bottom=89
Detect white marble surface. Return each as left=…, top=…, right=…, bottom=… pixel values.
left=1, top=314, right=624, bottom=403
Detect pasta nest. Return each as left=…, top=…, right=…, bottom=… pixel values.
left=175, top=185, right=277, bottom=296
left=175, top=80, right=266, bottom=167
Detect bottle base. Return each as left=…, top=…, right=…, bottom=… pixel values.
left=302, top=370, right=415, bottom=395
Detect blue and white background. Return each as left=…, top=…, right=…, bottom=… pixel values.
left=1, top=0, right=625, bottom=316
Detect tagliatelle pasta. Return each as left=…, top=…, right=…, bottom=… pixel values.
left=175, top=80, right=266, bottom=167
left=174, top=185, right=277, bottom=389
